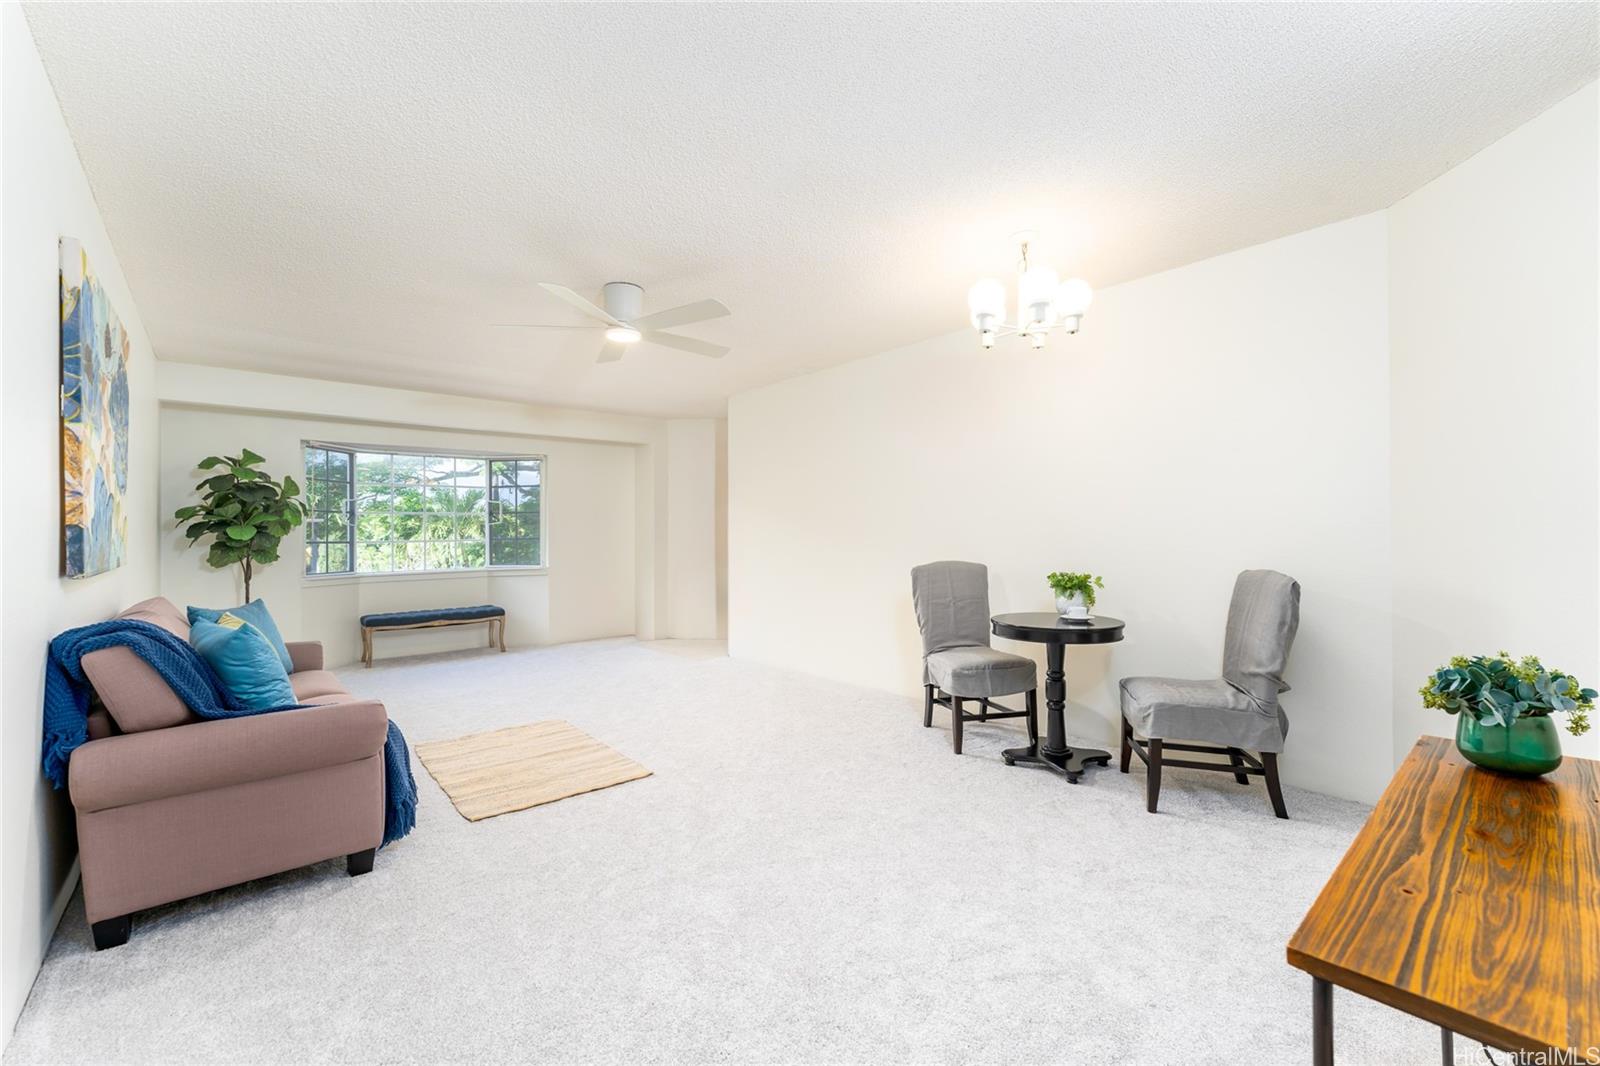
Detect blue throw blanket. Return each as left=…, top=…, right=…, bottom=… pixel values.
left=44, top=619, right=416, bottom=847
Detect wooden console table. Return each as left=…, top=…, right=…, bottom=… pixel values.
left=1287, top=736, right=1598, bottom=1063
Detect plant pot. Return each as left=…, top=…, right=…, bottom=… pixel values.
left=1454, top=713, right=1563, bottom=777
left=1054, top=592, right=1091, bottom=620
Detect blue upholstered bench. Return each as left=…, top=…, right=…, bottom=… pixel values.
left=359, top=605, right=507, bottom=666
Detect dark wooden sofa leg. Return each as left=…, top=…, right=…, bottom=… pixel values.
left=1145, top=738, right=1163, bottom=813
left=924, top=685, right=934, bottom=728
left=1119, top=716, right=1132, bottom=773
left=347, top=848, right=377, bottom=876
left=1263, top=752, right=1289, bottom=819
left=91, top=915, right=131, bottom=951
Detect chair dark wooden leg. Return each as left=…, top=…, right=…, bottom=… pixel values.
left=91, top=915, right=131, bottom=950
left=1145, top=738, right=1163, bottom=813
left=1025, top=689, right=1039, bottom=747
left=951, top=697, right=964, bottom=755
left=1119, top=715, right=1132, bottom=773
left=1263, top=752, right=1289, bottom=819
left=1227, top=748, right=1249, bottom=785
left=924, top=685, right=934, bottom=728
left=347, top=848, right=376, bottom=876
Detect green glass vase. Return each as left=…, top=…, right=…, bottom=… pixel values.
left=1454, top=712, right=1563, bottom=777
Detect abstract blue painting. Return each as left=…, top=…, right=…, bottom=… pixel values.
left=60, top=237, right=130, bottom=578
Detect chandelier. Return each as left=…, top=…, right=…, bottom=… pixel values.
left=967, top=234, right=1093, bottom=350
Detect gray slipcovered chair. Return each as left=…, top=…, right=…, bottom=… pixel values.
left=1118, top=569, right=1301, bottom=818
left=911, top=561, right=1038, bottom=754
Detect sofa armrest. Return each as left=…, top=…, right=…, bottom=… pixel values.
left=285, top=641, right=324, bottom=673
left=68, top=700, right=388, bottom=814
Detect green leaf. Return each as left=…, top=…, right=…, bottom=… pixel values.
left=225, top=524, right=256, bottom=541
left=281, top=474, right=301, bottom=499
left=206, top=542, right=248, bottom=568
left=239, top=448, right=265, bottom=466
left=196, top=456, right=226, bottom=470
left=249, top=548, right=279, bottom=565
left=173, top=505, right=200, bottom=521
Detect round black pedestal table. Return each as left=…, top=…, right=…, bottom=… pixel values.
left=990, top=613, right=1126, bottom=784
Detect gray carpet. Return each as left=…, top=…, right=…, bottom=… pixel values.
left=7, top=640, right=1470, bottom=1065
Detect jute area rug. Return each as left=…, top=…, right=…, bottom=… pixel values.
left=415, top=720, right=652, bottom=821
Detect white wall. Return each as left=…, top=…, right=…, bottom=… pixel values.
left=158, top=406, right=638, bottom=666
left=0, top=2, right=162, bottom=1037
left=729, top=84, right=1600, bottom=800
left=1390, top=83, right=1600, bottom=762
left=731, top=213, right=1396, bottom=802
left=155, top=363, right=725, bottom=650
left=665, top=419, right=721, bottom=640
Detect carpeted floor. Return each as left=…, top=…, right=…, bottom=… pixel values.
left=7, top=640, right=1469, bottom=1065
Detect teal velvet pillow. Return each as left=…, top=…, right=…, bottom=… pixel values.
left=189, top=616, right=297, bottom=711
left=188, top=599, right=293, bottom=674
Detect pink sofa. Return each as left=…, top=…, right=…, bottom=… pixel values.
left=71, top=597, right=389, bottom=949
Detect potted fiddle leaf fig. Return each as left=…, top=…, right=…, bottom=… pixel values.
left=1420, top=653, right=1594, bottom=776
left=1047, top=571, right=1104, bottom=621
left=174, top=449, right=305, bottom=602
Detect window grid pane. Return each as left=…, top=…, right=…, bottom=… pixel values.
left=303, top=446, right=354, bottom=575
left=311, top=448, right=531, bottom=576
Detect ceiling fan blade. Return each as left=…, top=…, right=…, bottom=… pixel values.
left=596, top=340, right=626, bottom=363
left=538, top=283, right=626, bottom=327
left=490, top=323, right=599, bottom=329
left=644, top=331, right=730, bottom=359
left=632, top=298, right=731, bottom=331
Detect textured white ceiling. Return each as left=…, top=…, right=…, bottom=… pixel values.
left=23, top=2, right=1599, bottom=417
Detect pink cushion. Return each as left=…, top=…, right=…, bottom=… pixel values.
left=81, top=597, right=197, bottom=734
left=82, top=648, right=198, bottom=734
left=290, top=670, right=349, bottom=701
left=118, top=597, right=190, bottom=641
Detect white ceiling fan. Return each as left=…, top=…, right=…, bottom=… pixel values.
left=497, top=282, right=731, bottom=363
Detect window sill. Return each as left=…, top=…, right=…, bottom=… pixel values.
left=302, top=567, right=547, bottom=588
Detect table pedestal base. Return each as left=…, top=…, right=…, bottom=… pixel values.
left=1000, top=743, right=1113, bottom=784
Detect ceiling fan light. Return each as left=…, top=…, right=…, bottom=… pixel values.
left=605, top=326, right=642, bottom=344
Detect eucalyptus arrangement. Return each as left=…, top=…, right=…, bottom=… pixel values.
left=1421, top=652, right=1593, bottom=776
left=174, top=449, right=305, bottom=602
left=1047, top=572, right=1104, bottom=620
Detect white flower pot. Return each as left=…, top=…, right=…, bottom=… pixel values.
left=1055, top=592, right=1091, bottom=620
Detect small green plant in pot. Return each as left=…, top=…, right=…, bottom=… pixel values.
left=174, top=449, right=305, bottom=602
left=1420, top=653, right=1593, bottom=777
left=1047, top=572, right=1103, bottom=621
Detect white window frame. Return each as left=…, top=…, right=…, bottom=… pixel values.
left=301, top=441, right=548, bottom=583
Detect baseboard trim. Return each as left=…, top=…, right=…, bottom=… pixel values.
left=46, top=855, right=81, bottom=938
left=5, top=854, right=80, bottom=1052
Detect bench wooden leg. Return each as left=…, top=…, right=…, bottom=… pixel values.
left=362, top=627, right=373, bottom=667
left=498, top=617, right=507, bottom=652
